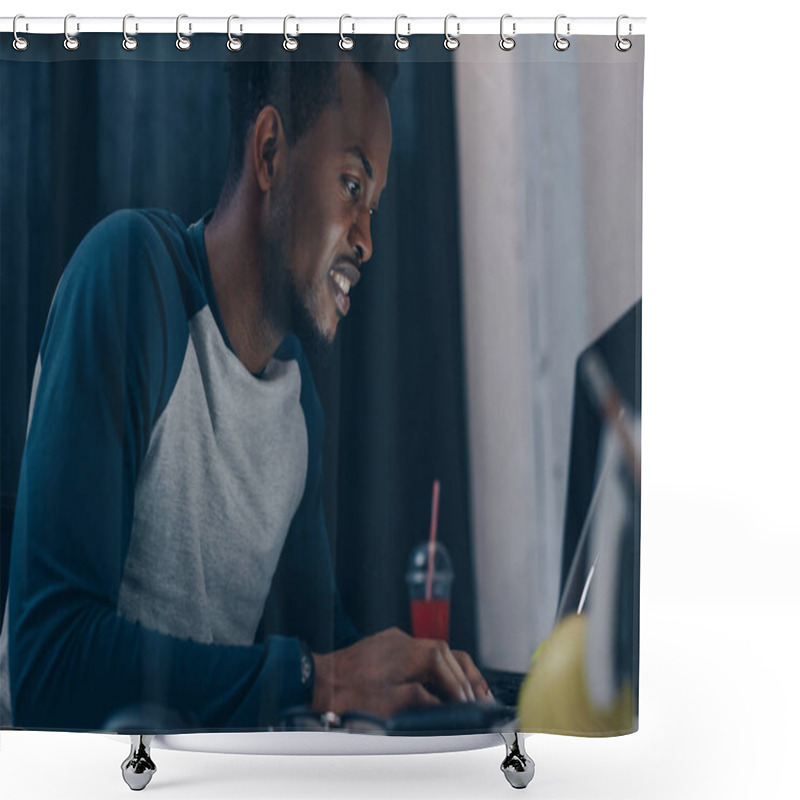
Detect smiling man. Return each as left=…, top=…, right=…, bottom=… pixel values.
left=0, top=42, right=489, bottom=731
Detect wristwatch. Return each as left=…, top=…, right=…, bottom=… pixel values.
left=298, top=640, right=314, bottom=699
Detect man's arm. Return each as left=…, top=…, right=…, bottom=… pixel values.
left=8, top=211, right=309, bottom=730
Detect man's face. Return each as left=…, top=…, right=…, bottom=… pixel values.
left=274, top=62, right=392, bottom=348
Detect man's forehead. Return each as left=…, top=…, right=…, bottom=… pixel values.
left=322, top=72, right=392, bottom=177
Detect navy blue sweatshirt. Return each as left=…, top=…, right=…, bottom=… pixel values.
left=0, top=208, right=359, bottom=731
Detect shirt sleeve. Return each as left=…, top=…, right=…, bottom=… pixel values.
left=8, top=210, right=309, bottom=731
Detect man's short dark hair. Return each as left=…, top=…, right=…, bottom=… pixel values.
left=220, top=35, right=398, bottom=209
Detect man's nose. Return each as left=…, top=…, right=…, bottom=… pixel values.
left=349, top=207, right=373, bottom=264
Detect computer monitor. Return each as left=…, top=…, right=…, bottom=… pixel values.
left=559, top=299, right=641, bottom=702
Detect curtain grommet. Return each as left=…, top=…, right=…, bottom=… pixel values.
left=444, top=14, right=460, bottom=51
left=122, top=15, right=138, bottom=51
left=394, top=15, right=410, bottom=51
left=12, top=15, right=29, bottom=51
left=283, top=16, right=298, bottom=51
left=615, top=15, right=632, bottom=51
left=227, top=15, right=242, bottom=52
left=553, top=14, right=570, bottom=51
left=63, top=14, right=80, bottom=51
left=339, top=15, right=355, bottom=51
left=176, top=14, right=191, bottom=51
left=500, top=14, right=516, bottom=51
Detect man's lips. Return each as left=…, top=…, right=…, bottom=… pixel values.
left=329, top=259, right=361, bottom=316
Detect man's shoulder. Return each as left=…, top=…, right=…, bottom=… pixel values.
left=40, top=208, right=207, bottom=363
left=77, top=207, right=194, bottom=275
left=89, top=206, right=174, bottom=236
left=57, top=207, right=206, bottom=317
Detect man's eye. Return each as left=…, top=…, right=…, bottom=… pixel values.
left=343, top=176, right=361, bottom=198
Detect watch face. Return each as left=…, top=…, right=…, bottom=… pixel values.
left=300, top=650, right=313, bottom=687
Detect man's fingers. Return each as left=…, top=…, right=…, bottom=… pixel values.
left=441, top=646, right=476, bottom=701
left=394, top=681, right=441, bottom=712
left=422, top=641, right=475, bottom=703
left=316, top=628, right=490, bottom=719
left=453, top=650, right=493, bottom=701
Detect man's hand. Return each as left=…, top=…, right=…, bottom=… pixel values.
left=311, top=627, right=493, bottom=719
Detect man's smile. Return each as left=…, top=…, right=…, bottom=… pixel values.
left=329, top=259, right=361, bottom=316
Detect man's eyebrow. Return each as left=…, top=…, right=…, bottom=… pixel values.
left=347, top=146, right=374, bottom=181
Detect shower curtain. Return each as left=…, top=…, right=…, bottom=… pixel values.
left=0, top=25, right=643, bottom=740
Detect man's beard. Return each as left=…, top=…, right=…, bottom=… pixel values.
left=260, top=189, right=335, bottom=365
left=288, top=280, right=336, bottom=366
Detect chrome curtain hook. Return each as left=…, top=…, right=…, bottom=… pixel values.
left=283, top=15, right=298, bottom=51
left=499, top=14, right=515, bottom=51
left=64, top=13, right=80, bottom=51
left=339, top=15, right=355, bottom=50
left=553, top=14, right=570, bottom=51
left=227, top=15, right=242, bottom=51
left=394, top=14, right=410, bottom=51
left=12, top=14, right=29, bottom=51
left=122, top=15, right=138, bottom=51
left=616, top=14, right=632, bottom=52
left=444, top=14, right=460, bottom=51
left=176, top=14, right=191, bottom=50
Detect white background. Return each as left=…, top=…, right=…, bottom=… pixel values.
left=2, top=1, right=799, bottom=798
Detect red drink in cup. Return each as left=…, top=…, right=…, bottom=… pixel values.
left=410, top=597, right=451, bottom=641
left=406, top=541, right=454, bottom=642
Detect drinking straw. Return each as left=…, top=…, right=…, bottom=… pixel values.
left=425, top=479, right=441, bottom=601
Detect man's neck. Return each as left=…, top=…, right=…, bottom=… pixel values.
left=203, top=195, right=285, bottom=375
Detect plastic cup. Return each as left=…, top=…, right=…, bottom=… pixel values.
left=405, top=542, right=454, bottom=642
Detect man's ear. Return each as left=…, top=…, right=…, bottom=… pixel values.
left=252, top=106, right=285, bottom=192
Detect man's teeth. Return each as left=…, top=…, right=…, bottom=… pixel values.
left=331, top=271, right=351, bottom=295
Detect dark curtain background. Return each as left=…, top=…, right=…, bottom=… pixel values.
left=0, top=35, right=476, bottom=654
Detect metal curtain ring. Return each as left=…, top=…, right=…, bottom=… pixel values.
left=553, top=14, right=570, bottom=51
left=64, top=13, right=79, bottom=51
left=616, top=14, right=632, bottom=52
left=283, top=16, right=298, bottom=51
left=339, top=15, right=354, bottom=50
left=122, top=15, right=138, bottom=51
left=444, top=14, right=459, bottom=51
left=227, top=15, right=242, bottom=51
left=499, top=14, right=515, bottom=51
left=394, top=15, right=410, bottom=51
left=12, top=15, right=29, bottom=51
left=176, top=14, right=191, bottom=50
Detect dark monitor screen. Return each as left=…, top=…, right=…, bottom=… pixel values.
left=559, top=299, right=641, bottom=695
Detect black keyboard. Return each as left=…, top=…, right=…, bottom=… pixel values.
left=481, top=667, right=525, bottom=708
left=385, top=701, right=517, bottom=735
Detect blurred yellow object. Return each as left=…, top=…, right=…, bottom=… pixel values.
left=518, top=613, right=634, bottom=735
